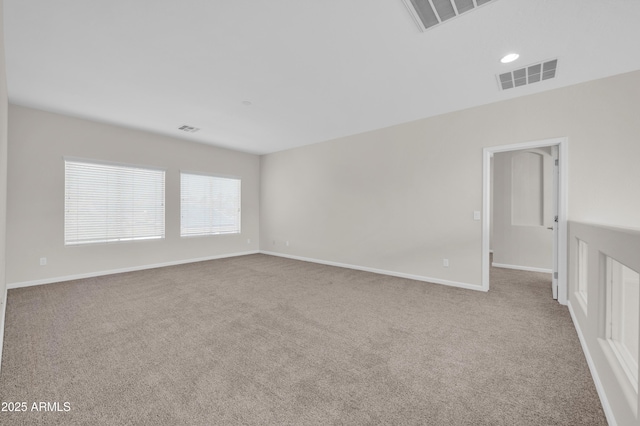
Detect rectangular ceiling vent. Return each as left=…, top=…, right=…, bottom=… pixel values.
left=498, top=59, right=558, bottom=90
left=402, top=0, right=498, bottom=32
left=178, top=125, right=200, bottom=133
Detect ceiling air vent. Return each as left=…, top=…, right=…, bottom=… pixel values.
left=402, top=0, right=498, bottom=32
left=498, top=59, right=558, bottom=90
left=178, top=125, right=200, bottom=133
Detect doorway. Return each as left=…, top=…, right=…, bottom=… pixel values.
left=482, top=138, right=568, bottom=304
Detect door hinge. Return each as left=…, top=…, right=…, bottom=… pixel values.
left=555, top=159, right=559, bottom=166
left=554, top=272, right=558, bottom=279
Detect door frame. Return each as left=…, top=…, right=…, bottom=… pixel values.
left=482, top=137, right=569, bottom=304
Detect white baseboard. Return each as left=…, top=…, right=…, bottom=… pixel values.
left=0, top=287, right=7, bottom=374
left=491, top=262, right=552, bottom=274
left=568, top=301, right=617, bottom=426
left=260, top=251, right=484, bottom=292
left=7, top=251, right=260, bottom=289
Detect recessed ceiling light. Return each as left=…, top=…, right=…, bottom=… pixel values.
left=501, top=53, right=520, bottom=64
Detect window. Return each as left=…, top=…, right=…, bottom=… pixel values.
left=65, top=159, right=165, bottom=245
left=180, top=173, right=241, bottom=237
left=606, top=257, right=639, bottom=390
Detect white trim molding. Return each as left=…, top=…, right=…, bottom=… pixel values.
left=260, top=251, right=484, bottom=292
left=491, top=263, right=553, bottom=274
left=568, top=221, right=640, bottom=424
left=482, top=137, right=569, bottom=304
left=7, top=251, right=260, bottom=289
left=568, top=301, right=618, bottom=426
left=0, top=287, right=7, bottom=374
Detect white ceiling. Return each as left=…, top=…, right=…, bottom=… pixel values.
left=4, top=0, right=640, bottom=155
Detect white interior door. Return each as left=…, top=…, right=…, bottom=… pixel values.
left=551, top=145, right=559, bottom=299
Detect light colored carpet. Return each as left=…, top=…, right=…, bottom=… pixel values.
left=0, top=254, right=606, bottom=425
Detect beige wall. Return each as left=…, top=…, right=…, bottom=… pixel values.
left=260, top=70, right=640, bottom=287
left=6, top=105, right=260, bottom=285
left=0, top=0, right=8, bottom=362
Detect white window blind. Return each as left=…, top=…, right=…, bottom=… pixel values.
left=65, top=160, right=165, bottom=245
left=181, top=173, right=241, bottom=237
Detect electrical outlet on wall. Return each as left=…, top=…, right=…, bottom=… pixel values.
left=40, top=257, right=47, bottom=266
left=443, top=258, right=449, bottom=267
